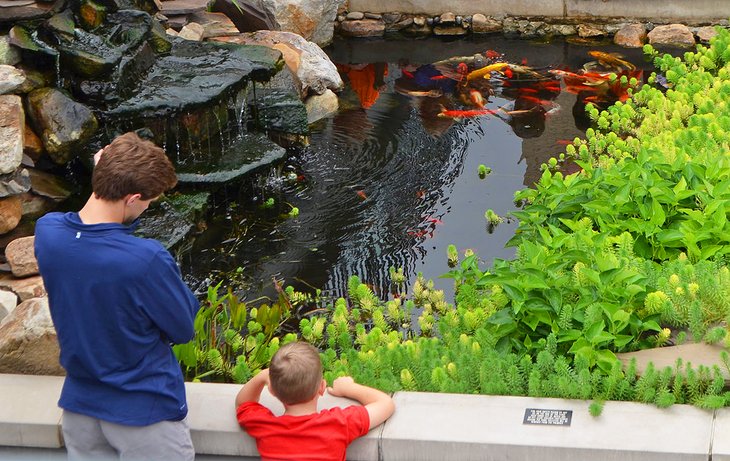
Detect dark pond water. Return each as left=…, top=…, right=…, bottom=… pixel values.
left=179, top=35, right=653, bottom=301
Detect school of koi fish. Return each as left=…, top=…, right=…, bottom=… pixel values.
left=393, top=48, right=642, bottom=124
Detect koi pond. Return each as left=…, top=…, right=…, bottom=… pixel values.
left=177, top=35, right=652, bottom=301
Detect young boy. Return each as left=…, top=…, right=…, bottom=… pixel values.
left=235, top=342, right=395, bottom=461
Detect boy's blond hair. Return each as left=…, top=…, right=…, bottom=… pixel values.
left=269, top=342, right=322, bottom=405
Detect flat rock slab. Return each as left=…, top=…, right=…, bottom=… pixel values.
left=0, top=374, right=64, bottom=448
left=160, top=0, right=207, bottom=15
left=617, top=343, right=730, bottom=382
left=175, top=132, right=287, bottom=184
left=188, top=11, right=239, bottom=38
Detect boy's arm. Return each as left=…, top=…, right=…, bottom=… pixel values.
left=328, top=376, right=395, bottom=430
left=235, top=369, right=270, bottom=408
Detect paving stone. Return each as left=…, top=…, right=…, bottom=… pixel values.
left=0, top=374, right=64, bottom=447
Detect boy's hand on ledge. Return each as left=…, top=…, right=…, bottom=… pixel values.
left=328, top=376, right=355, bottom=397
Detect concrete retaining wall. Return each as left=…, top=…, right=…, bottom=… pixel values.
left=348, top=0, right=730, bottom=22
left=2, top=373, right=730, bottom=460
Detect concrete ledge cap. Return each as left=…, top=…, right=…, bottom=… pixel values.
left=0, top=374, right=723, bottom=460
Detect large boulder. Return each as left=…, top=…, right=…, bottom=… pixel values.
left=614, top=23, right=647, bottom=48
left=0, top=289, right=17, bottom=322
left=0, top=297, right=63, bottom=376
left=258, top=0, right=340, bottom=47
left=5, top=235, right=38, bottom=278
left=648, top=24, right=696, bottom=47
left=0, top=95, right=24, bottom=175
left=24, top=88, right=98, bottom=165
left=212, top=30, right=343, bottom=98
left=0, top=65, right=25, bottom=95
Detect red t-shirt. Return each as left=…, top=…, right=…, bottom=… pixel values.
left=237, top=402, right=370, bottom=461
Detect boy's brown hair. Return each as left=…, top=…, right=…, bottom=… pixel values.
left=93, top=132, right=178, bottom=201
left=269, top=342, right=323, bottom=405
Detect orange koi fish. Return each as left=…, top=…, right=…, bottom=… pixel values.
left=588, top=51, right=636, bottom=71
left=425, top=217, right=444, bottom=225
left=402, top=69, right=415, bottom=78
left=485, top=50, right=502, bottom=59
left=356, top=190, right=367, bottom=200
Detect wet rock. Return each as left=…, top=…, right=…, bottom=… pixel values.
left=0, top=169, right=31, bottom=198
left=46, top=9, right=76, bottom=37
left=339, top=19, right=385, bottom=37
left=250, top=89, right=309, bottom=137
left=0, top=196, right=22, bottom=235
left=578, top=24, right=605, bottom=38
left=165, top=191, right=210, bottom=223
left=147, top=19, right=172, bottom=53
left=304, top=88, right=338, bottom=124
left=213, top=31, right=343, bottom=98
left=175, top=132, right=287, bottom=185
left=0, top=36, right=21, bottom=66
left=23, top=124, right=44, bottom=161
left=25, top=88, right=98, bottom=165
left=696, top=26, right=718, bottom=43
left=345, top=11, right=363, bottom=20
left=134, top=201, right=194, bottom=249
left=648, top=24, right=695, bottom=47
left=471, top=14, right=501, bottom=34
left=15, top=68, right=51, bottom=94
left=209, top=0, right=273, bottom=33
left=0, top=1, right=58, bottom=25
left=0, top=65, right=25, bottom=95
left=614, top=23, right=647, bottom=48
left=78, top=0, right=108, bottom=29
left=0, top=95, right=24, bottom=174
left=0, top=297, right=63, bottom=376
left=178, top=21, right=205, bottom=40
left=5, top=236, right=38, bottom=278
left=259, top=0, right=341, bottom=46
left=0, top=274, right=46, bottom=302
left=0, top=289, right=17, bottom=322
left=56, top=28, right=124, bottom=78
left=27, top=168, right=72, bottom=201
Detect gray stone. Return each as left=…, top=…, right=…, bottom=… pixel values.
left=134, top=201, right=194, bottom=250
left=304, top=89, right=338, bottom=124
left=0, top=65, right=25, bottom=95
left=614, top=23, right=647, bottom=48
left=0, top=274, right=46, bottom=302
left=4, top=236, right=37, bottom=278
left=0, top=36, right=21, bottom=66
left=0, top=196, right=22, bottom=235
left=212, top=31, right=343, bottom=98
left=0, top=289, right=17, bottom=322
left=696, top=26, right=718, bottom=43
left=346, top=11, right=364, bottom=20
left=339, top=19, right=385, bottom=37
left=27, top=169, right=72, bottom=201
left=471, top=14, right=501, bottom=34
left=0, top=297, right=63, bottom=376
left=0, top=95, right=24, bottom=175
left=648, top=23, right=696, bottom=47
left=25, top=88, right=98, bottom=165
left=382, top=13, right=401, bottom=24
left=389, top=17, right=413, bottom=31
left=18, top=192, right=55, bottom=220
left=259, top=0, right=341, bottom=46
left=547, top=24, right=577, bottom=35
left=0, top=169, right=31, bottom=198
left=363, top=12, right=381, bottom=20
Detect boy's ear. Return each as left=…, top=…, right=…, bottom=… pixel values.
left=318, top=379, right=326, bottom=396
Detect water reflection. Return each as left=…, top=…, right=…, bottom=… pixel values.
left=182, top=37, right=651, bottom=301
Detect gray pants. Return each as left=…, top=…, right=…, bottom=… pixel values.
left=62, top=410, right=195, bottom=461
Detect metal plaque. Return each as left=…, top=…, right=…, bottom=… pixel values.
left=523, top=408, right=572, bottom=426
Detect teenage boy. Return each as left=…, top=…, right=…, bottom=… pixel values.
left=236, top=341, right=395, bottom=461
left=35, top=132, right=200, bottom=460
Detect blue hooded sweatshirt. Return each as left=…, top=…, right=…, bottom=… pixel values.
left=34, top=212, right=200, bottom=426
